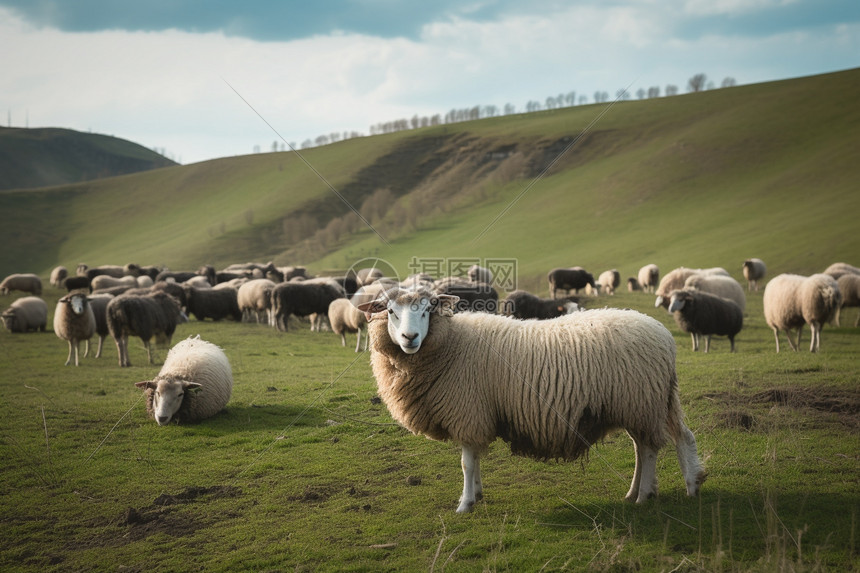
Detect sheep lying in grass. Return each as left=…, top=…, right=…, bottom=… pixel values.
left=135, top=336, right=232, bottom=425
left=107, top=292, right=184, bottom=367
left=359, top=287, right=706, bottom=512
left=835, top=274, right=860, bottom=327
left=54, top=292, right=96, bottom=366
left=763, top=273, right=842, bottom=353
left=742, top=258, right=767, bottom=291
left=1, top=273, right=43, bottom=296
left=328, top=298, right=368, bottom=352
left=1, top=296, right=48, bottom=333
left=668, top=288, right=744, bottom=352
left=637, top=264, right=659, bottom=293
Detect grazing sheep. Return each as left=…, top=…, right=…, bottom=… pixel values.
left=90, top=275, right=138, bottom=291
left=501, top=290, right=580, bottom=320
left=627, top=277, right=642, bottom=292
left=547, top=267, right=595, bottom=299
left=823, top=262, right=860, bottom=280
left=637, top=264, right=660, bottom=293
left=1, top=273, right=42, bottom=296
left=434, top=277, right=498, bottom=313
left=668, top=289, right=744, bottom=352
left=63, top=276, right=91, bottom=293
left=135, top=336, right=232, bottom=425
left=654, top=267, right=729, bottom=309
left=107, top=292, right=184, bottom=367
left=835, top=274, right=860, bottom=327
left=597, top=269, right=621, bottom=295
left=467, top=264, right=493, bottom=285
left=54, top=292, right=96, bottom=366
left=271, top=281, right=345, bottom=332
left=151, top=281, right=187, bottom=309
left=683, top=274, right=746, bottom=313
left=328, top=298, right=368, bottom=352
left=742, top=258, right=767, bottom=291
left=50, top=266, right=68, bottom=288
left=183, top=285, right=241, bottom=322
left=763, top=273, right=842, bottom=353
left=237, top=279, right=277, bottom=324
left=83, top=293, right=114, bottom=359
left=1, top=296, right=48, bottom=333
left=360, top=287, right=706, bottom=512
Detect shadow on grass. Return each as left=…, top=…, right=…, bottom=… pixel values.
left=201, top=403, right=329, bottom=433
left=537, top=489, right=858, bottom=566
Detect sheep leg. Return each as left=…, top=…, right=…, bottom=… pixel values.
left=143, top=340, right=154, bottom=364
left=690, top=333, right=698, bottom=352
left=457, top=446, right=482, bottom=513
left=772, top=328, right=781, bottom=353
left=624, top=434, right=643, bottom=502
left=340, top=333, right=347, bottom=347
left=353, top=330, right=361, bottom=353
left=704, top=335, right=711, bottom=353
left=95, top=335, right=104, bottom=359
left=64, top=340, right=74, bottom=366
left=809, top=322, right=820, bottom=353
left=83, top=339, right=90, bottom=358
left=672, top=424, right=706, bottom=497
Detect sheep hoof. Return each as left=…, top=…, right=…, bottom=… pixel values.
left=456, top=500, right=475, bottom=513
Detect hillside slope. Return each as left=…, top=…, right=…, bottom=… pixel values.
left=0, top=127, right=177, bottom=191
left=0, top=68, right=857, bottom=284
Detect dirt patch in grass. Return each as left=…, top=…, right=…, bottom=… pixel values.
left=705, top=386, right=860, bottom=431
left=114, top=485, right=242, bottom=543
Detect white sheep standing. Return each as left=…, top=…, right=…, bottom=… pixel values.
left=1, top=273, right=43, bottom=296
left=359, top=287, right=706, bottom=513
left=135, top=336, right=233, bottom=426
left=50, top=266, right=68, bottom=288
left=53, top=292, right=96, bottom=366
left=683, top=273, right=746, bottom=313
left=763, top=273, right=842, bottom=353
left=597, top=269, right=620, bottom=295
left=654, top=267, right=729, bottom=308
left=237, top=278, right=277, bottom=324
left=742, top=258, right=767, bottom=291
left=834, top=274, right=860, bottom=327
left=637, top=264, right=659, bottom=293
left=327, top=297, right=368, bottom=352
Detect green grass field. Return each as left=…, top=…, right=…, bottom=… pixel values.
left=1, top=285, right=858, bottom=571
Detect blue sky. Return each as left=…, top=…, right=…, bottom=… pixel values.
left=1, top=0, right=857, bottom=163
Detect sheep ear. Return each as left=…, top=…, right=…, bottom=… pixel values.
left=357, top=299, right=388, bottom=321
left=183, top=382, right=203, bottom=393
left=432, top=295, right=459, bottom=316
left=135, top=380, right=156, bottom=390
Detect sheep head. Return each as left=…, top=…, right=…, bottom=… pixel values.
left=135, top=377, right=202, bottom=426
left=668, top=290, right=694, bottom=313
left=358, top=288, right=459, bottom=355
left=59, top=292, right=89, bottom=315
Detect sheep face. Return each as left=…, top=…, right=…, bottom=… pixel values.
left=136, top=378, right=202, bottom=425
left=59, top=292, right=90, bottom=315
left=361, top=289, right=458, bottom=354
left=668, top=291, right=692, bottom=313
left=1, top=309, right=16, bottom=330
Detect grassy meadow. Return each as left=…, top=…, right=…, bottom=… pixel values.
left=1, top=68, right=859, bottom=571
left=1, top=283, right=858, bottom=571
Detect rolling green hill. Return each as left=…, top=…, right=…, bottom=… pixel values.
left=0, top=127, right=176, bottom=191
left=1, top=68, right=858, bottom=285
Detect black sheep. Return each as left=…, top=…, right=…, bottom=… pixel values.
left=271, top=282, right=345, bottom=332
left=107, top=292, right=184, bottom=367
left=502, top=290, right=580, bottom=320
left=547, top=267, right=596, bottom=299
left=668, top=288, right=743, bottom=352
left=182, top=286, right=242, bottom=322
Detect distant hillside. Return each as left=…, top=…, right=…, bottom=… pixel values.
left=0, top=68, right=857, bottom=285
left=0, top=127, right=177, bottom=190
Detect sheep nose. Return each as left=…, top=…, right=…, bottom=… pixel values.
left=156, top=416, right=170, bottom=426
left=402, top=332, right=419, bottom=342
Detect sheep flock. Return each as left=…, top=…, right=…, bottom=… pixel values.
left=1, top=256, right=857, bottom=512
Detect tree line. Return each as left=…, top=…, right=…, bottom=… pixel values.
left=262, top=73, right=736, bottom=153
